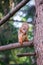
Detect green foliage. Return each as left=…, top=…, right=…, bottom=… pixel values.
left=0, top=0, right=36, bottom=65
left=15, top=0, right=22, bottom=4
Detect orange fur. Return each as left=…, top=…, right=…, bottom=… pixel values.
left=18, top=23, right=29, bottom=45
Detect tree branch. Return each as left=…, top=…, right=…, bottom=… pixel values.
left=0, top=41, right=33, bottom=51
left=17, top=52, right=36, bottom=57
left=12, top=20, right=33, bottom=24
left=0, top=0, right=30, bottom=26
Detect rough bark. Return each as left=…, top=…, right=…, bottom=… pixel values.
left=34, top=0, right=43, bottom=65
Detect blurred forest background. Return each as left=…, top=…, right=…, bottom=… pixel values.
left=0, top=0, right=36, bottom=65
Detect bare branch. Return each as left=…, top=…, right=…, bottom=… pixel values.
left=0, top=0, right=30, bottom=26
left=0, top=41, right=33, bottom=51
left=17, top=52, right=36, bottom=57
left=12, top=20, right=33, bottom=24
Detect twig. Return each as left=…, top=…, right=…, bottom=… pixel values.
left=17, top=52, right=36, bottom=57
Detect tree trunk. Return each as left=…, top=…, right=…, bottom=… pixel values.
left=34, top=0, right=43, bottom=65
